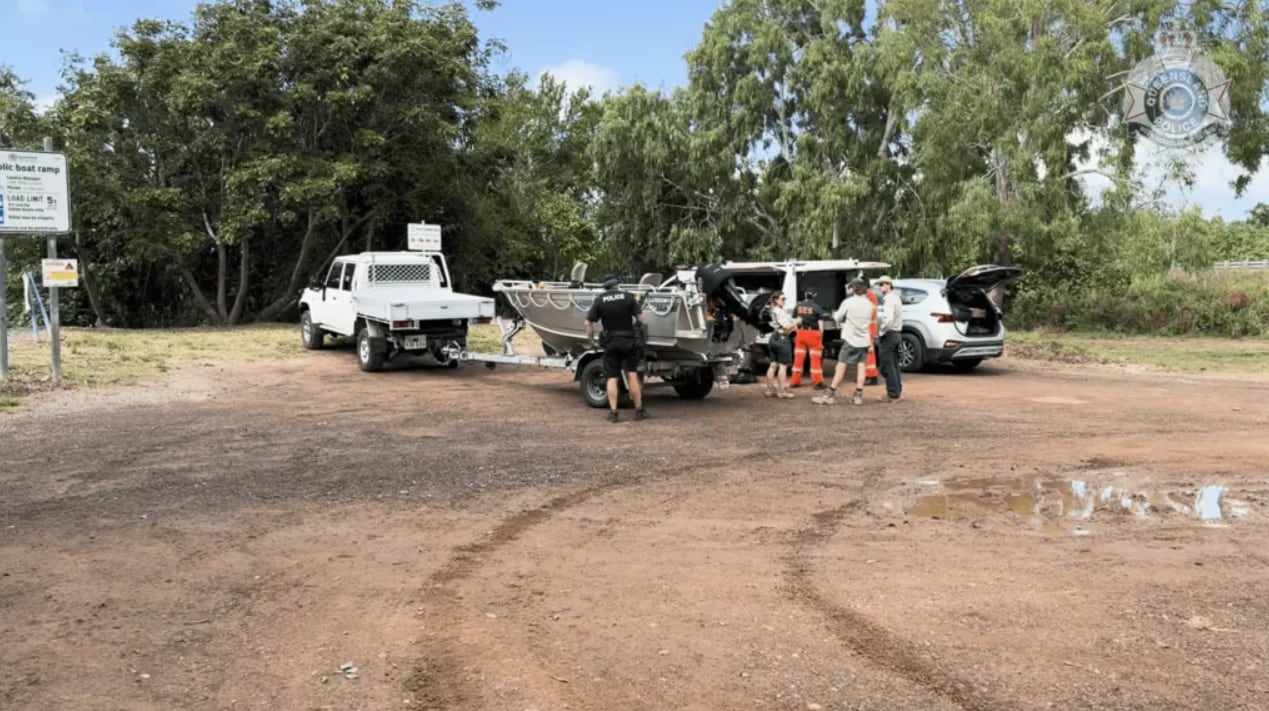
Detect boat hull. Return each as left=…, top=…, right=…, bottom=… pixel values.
left=493, top=281, right=751, bottom=362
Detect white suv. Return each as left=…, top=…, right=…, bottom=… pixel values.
left=885, top=265, right=1024, bottom=372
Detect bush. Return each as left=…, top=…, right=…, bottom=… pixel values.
left=1010, top=270, right=1269, bottom=337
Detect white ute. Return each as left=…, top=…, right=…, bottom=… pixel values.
left=298, top=251, right=495, bottom=372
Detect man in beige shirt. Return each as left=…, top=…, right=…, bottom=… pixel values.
left=813, top=279, right=873, bottom=406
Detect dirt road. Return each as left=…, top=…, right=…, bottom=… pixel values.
left=3, top=348, right=1269, bottom=710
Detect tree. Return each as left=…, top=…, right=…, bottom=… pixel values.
left=465, top=73, right=601, bottom=282
left=51, top=0, right=498, bottom=326
left=683, top=0, right=909, bottom=262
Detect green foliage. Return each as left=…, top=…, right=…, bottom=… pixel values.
left=1012, top=270, right=1269, bottom=337
left=3, top=0, right=1269, bottom=338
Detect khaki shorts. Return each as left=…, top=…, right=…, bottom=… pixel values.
left=839, top=345, right=869, bottom=364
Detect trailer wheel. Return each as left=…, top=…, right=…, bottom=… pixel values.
left=672, top=375, right=714, bottom=400
left=579, top=359, right=609, bottom=408
left=357, top=326, right=385, bottom=372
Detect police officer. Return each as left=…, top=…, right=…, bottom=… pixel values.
left=788, top=288, right=827, bottom=389
left=584, top=274, right=648, bottom=423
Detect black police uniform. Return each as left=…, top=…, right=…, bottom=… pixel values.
left=586, top=288, right=644, bottom=378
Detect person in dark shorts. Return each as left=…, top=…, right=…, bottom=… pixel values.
left=814, top=279, right=873, bottom=406
left=764, top=291, right=798, bottom=399
left=585, top=274, right=648, bottom=422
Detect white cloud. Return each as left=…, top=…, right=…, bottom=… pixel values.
left=536, top=60, right=622, bottom=97
left=17, top=0, right=50, bottom=17
left=1070, top=127, right=1269, bottom=220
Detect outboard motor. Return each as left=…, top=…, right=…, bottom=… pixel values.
left=695, top=263, right=774, bottom=338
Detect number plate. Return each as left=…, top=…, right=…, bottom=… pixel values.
left=404, top=335, right=429, bottom=350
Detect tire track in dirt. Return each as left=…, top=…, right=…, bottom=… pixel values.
left=402, top=444, right=835, bottom=708
left=783, top=473, right=1010, bottom=711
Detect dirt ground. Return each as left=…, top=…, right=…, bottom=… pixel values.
left=3, top=345, right=1269, bottom=710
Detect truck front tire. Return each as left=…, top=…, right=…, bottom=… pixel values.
left=357, top=326, right=385, bottom=372
left=301, top=310, right=323, bottom=350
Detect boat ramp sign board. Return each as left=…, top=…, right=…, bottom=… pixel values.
left=408, top=223, right=442, bottom=251
left=0, top=151, right=71, bottom=234
left=42, top=259, right=79, bottom=288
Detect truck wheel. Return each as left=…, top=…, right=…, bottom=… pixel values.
left=300, top=310, right=323, bottom=350
left=579, top=359, right=609, bottom=409
left=672, top=372, right=714, bottom=400
left=357, top=326, right=385, bottom=372
left=898, top=332, right=925, bottom=373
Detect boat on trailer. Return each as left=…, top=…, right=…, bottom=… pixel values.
left=452, top=263, right=773, bottom=407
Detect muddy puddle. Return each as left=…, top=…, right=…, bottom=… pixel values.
left=908, top=474, right=1253, bottom=536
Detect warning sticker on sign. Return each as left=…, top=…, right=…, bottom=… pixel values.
left=42, top=259, right=79, bottom=287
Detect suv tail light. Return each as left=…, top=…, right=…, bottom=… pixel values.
left=931, top=312, right=956, bottom=323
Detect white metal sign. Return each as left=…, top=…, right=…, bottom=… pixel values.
left=41, top=259, right=79, bottom=287
left=407, top=222, right=442, bottom=251
left=0, top=151, right=71, bottom=233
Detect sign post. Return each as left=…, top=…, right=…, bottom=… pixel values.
left=407, top=222, right=442, bottom=251
left=0, top=140, right=72, bottom=382
left=0, top=235, right=7, bottom=380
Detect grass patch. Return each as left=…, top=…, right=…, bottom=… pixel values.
left=1, top=321, right=548, bottom=413
left=1011, top=330, right=1269, bottom=375
left=2, top=324, right=301, bottom=411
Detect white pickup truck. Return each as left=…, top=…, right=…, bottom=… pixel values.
left=299, top=251, right=496, bottom=372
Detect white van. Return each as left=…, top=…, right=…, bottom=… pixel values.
left=721, top=259, right=890, bottom=361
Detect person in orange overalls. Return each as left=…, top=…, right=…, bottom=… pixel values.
left=864, top=282, right=880, bottom=384
left=788, top=288, right=827, bottom=389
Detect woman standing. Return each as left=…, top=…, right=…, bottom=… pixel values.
left=764, top=291, right=798, bottom=398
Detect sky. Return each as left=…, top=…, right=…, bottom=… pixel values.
left=1, top=0, right=1264, bottom=220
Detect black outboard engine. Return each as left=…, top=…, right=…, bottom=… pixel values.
left=695, top=264, right=774, bottom=341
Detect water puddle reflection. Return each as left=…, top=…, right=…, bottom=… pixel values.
left=910, top=475, right=1250, bottom=536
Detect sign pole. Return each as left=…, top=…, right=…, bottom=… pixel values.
left=0, top=234, right=7, bottom=380
left=42, top=137, right=62, bottom=383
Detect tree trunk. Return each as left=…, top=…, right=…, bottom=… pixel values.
left=831, top=223, right=841, bottom=260
left=364, top=222, right=375, bottom=252
left=181, top=267, right=223, bottom=325
left=991, top=147, right=1014, bottom=269
left=73, top=230, right=111, bottom=327
left=257, top=210, right=319, bottom=322
left=216, top=239, right=228, bottom=322
left=228, top=237, right=249, bottom=325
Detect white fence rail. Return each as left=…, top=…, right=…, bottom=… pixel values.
left=1213, top=260, right=1269, bottom=271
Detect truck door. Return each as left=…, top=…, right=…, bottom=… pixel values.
left=310, top=262, right=344, bottom=331
left=326, top=261, right=358, bottom=336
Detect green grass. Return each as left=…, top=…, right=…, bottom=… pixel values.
left=2, top=324, right=301, bottom=411
left=0, top=321, right=546, bottom=413
left=1011, top=330, right=1269, bottom=375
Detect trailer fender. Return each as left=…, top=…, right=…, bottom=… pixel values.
left=573, top=352, right=602, bottom=381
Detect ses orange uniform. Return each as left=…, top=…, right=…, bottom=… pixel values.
left=865, top=289, right=879, bottom=381
left=788, top=298, right=826, bottom=387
